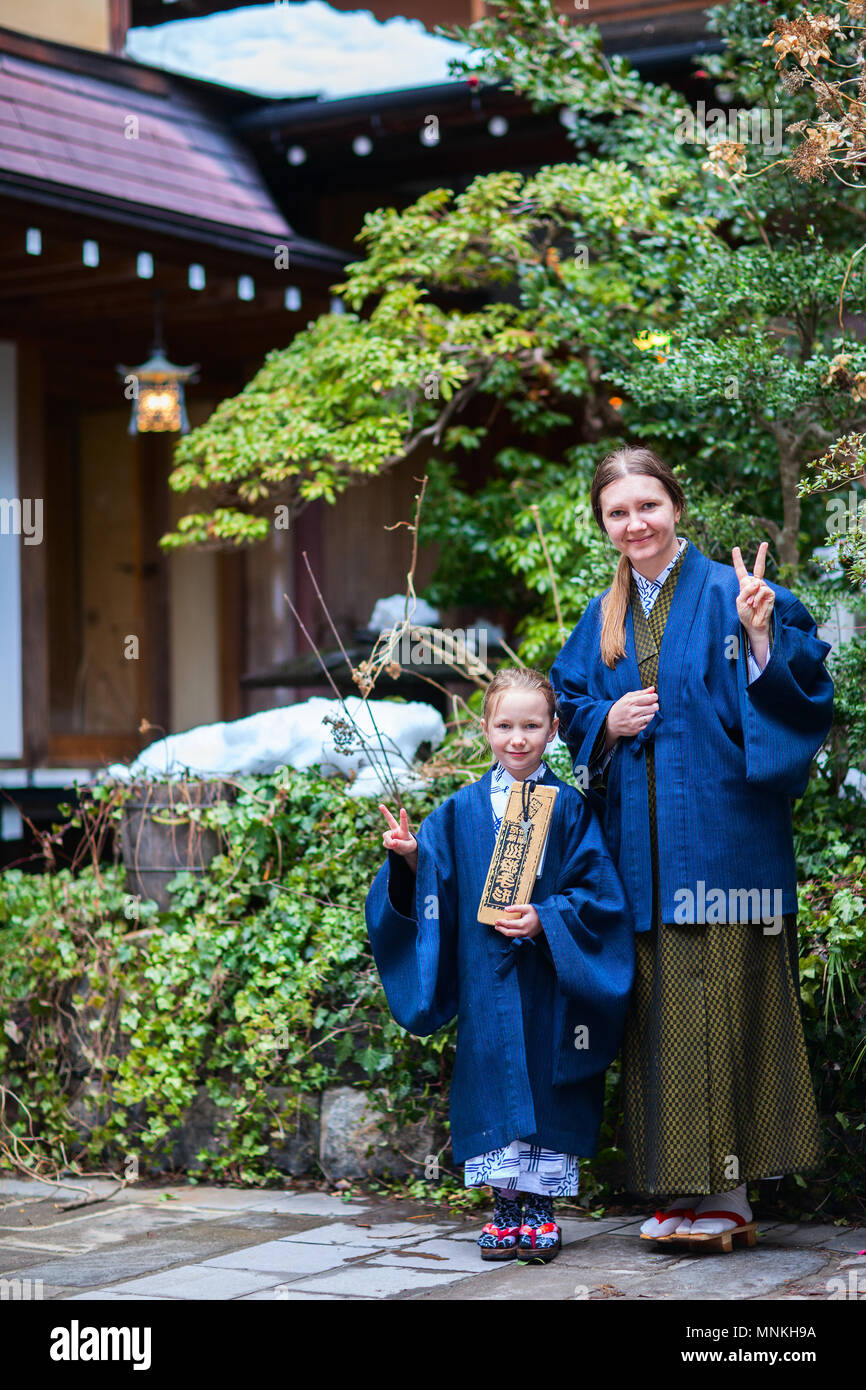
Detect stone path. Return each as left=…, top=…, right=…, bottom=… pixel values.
left=0, top=1177, right=863, bottom=1301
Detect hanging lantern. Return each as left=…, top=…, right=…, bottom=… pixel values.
left=117, top=292, right=199, bottom=435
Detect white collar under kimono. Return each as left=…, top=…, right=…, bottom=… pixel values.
left=490, top=760, right=550, bottom=877
left=630, top=536, right=688, bottom=617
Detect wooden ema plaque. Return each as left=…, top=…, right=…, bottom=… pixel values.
left=477, top=783, right=558, bottom=925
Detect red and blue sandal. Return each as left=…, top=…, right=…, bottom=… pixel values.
left=478, top=1221, right=521, bottom=1261
left=517, top=1219, right=562, bottom=1263
left=478, top=1188, right=523, bottom=1260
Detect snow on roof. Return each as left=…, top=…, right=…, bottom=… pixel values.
left=125, top=2, right=475, bottom=102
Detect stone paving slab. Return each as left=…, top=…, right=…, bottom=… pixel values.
left=0, top=1198, right=117, bottom=1229
left=369, top=1237, right=503, bottom=1274
left=0, top=1247, right=53, bottom=1275
left=0, top=1179, right=121, bottom=1204
left=237, top=1288, right=347, bottom=1301
left=243, top=1194, right=372, bottom=1217
left=24, top=1219, right=317, bottom=1290
left=209, top=1210, right=350, bottom=1238
left=201, top=1239, right=372, bottom=1275
left=758, top=1223, right=864, bottom=1250
left=106, top=1187, right=372, bottom=1218
left=21, top=1243, right=225, bottom=1290
left=278, top=1219, right=456, bottom=1246
left=285, top=1264, right=472, bottom=1298
left=0, top=1202, right=227, bottom=1251
left=107, top=1265, right=283, bottom=1299
left=632, top=1248, right=830, bottom=1300
left=65, top=1290, right=177, bottom=1301
left=411, top=1260, right=587, bottom=1300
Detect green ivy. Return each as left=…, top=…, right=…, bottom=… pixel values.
left=1, top=759, right=863, bottom=1213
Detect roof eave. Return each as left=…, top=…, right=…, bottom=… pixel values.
left=0, top=173, right=348, bottom=271
left=233, top=38, right=725, bottom=138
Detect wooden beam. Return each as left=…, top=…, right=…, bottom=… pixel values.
left=46, top=732, right=143, bottom=762
left=17, top=341, right=49, bottom=766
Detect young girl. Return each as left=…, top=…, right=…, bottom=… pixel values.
left=365, top=668, right=634, bottom=1262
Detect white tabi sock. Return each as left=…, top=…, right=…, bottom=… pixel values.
left=640, top=1194, right=698, bottom=1238
left=689, top=1181, right=752, bottom=1235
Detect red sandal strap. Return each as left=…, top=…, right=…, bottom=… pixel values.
left=518, top=1221, right=560, bottom=1248
left=692, top=1211, right=747, bottom=1226
left=655, top=1208, right=696, bottom=1223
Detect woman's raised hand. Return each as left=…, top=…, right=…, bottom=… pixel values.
left=606, top=687, right=659, bottom=744
left=732, top=542, right=775, bottom=640
left=379, top=804, right=418, bottom=860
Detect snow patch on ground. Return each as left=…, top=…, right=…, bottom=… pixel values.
left=102, top=697, right=445, bottom=798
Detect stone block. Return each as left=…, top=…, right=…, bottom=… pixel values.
left=262, top=1085, right=319, bottom=1176
left=318, top=1086, right=442, bottom=1180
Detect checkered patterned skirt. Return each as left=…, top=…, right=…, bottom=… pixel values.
left=620, top=911, right=824, bottom=1197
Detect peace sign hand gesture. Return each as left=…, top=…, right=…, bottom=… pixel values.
left=732, top=542, right=775, bottom=668
left=379, top=804, right=418, bottom=873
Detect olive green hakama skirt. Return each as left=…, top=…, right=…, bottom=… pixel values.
left=620, top=914, right=824, bottom=1197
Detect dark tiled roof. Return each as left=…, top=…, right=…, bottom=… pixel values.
left=0, top=42, right=292, bottom=240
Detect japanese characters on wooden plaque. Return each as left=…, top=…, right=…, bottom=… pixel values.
left=477, top=783, right=558, bottom=924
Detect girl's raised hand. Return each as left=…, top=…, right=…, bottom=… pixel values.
left=379, top=804, right=418, bottom=859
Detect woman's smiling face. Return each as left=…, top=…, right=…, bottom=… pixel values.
left=599, top=473, right=681, bottom=575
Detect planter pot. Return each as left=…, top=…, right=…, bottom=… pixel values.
left=120, top=779, right=234, bottom=910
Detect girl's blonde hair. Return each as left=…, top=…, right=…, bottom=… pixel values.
left=482, top=666, right=557, bottom=725
left=591, top=445, right=687, bottom=668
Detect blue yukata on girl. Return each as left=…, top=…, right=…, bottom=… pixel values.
left=550, top=542, right=834, bottom=933
left=364, top=766, right=634, bottom=1165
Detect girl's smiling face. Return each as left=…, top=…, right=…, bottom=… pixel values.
left=482, top=689, right=558, bottom=780
left=599, top=473, right=681, bottom=578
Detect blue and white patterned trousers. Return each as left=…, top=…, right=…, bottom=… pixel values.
left=464, top=1140, right=580, bottom=1196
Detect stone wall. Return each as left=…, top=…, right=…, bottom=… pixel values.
left=159, top=1085, right=444, bottom=1182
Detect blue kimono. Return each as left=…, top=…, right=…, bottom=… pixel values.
left=550, top=543, right=834, bottom=932
left=364, top=768, right=634, bottom=1164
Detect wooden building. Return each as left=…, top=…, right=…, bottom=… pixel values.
left=0, top=0, right=722, bottom=856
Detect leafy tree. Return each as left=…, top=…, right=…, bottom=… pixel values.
left=161, top=1, right=866, bottom=661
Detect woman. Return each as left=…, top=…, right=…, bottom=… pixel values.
left=550, top=445, right=834, bottom=1237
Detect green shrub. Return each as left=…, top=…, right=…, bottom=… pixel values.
left=1, top=762, right=863, bottom=1214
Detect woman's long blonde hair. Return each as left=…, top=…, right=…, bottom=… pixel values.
left=591, top=446, right=687, bottom=668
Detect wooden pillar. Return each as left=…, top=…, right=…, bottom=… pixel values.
left=18, top=342, right=48, bottom=767
left=218, top=549, right=244, bottom=721
left=108, top=0, right=132, bottom=55
left=292, top=499, right=326, bottom=647
left=291, top=500, right=326, bottom=701
left=133, top=432, right=172, bottom=735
